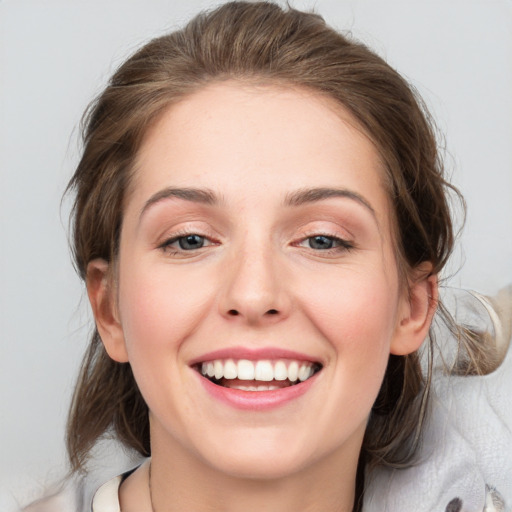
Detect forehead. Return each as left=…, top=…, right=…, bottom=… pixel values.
left=130, top=81, right=390, bottom=222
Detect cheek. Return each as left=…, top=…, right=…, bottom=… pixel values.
left=298, top=266, right=399, bottom=394
left=117, top=262, right=215, bottom=355
left=114, top=262, right=218, bottom=423
left=299, top=271, right=398, bottom=440
left=302, top=268, right=399, bottom=346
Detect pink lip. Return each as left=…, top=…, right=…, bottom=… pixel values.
left=195, top=369, right=319, bottom=411
left=188, top=346, right=321, bottom=365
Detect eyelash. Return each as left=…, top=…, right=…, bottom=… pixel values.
left=295, top=233, right=354, bottom=253
left=158, top=230, right=216, bottom=255
left=158, top=230, right=353, bottom=256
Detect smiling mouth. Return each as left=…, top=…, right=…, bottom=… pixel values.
left=195, top=358, right=323, bottom=391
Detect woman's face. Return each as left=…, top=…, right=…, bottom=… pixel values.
left=94, top=82, right=428, bottom=479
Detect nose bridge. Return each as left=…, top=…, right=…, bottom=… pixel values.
left=220, top=232, right=289, bottom=323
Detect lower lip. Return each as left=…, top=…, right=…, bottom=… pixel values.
left=196, top=372, right=319, bottom=411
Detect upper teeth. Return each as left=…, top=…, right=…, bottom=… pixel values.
left=200, top=359, right=317, bottom=382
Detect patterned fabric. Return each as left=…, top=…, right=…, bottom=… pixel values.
left=445, top=486, right=507, bottom=512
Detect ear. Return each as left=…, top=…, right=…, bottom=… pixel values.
left=390, top=262, right=438, bottom=356
left=86, top=258, right=129, bottom=363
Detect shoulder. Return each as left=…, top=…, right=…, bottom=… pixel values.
left=21, top=473, right=124, bottom=512
left=21, top=481, right=79, bottom=512
left=23, top=496, right=71, bottom=512
left=364, top=285, right=512, bottom=512
left=20, top=470, right=126, bottom=512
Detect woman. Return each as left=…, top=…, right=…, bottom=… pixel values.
left=27, top=2, right=511, bottom=511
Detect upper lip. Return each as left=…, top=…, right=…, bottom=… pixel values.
left=188, top=346, right=322, bottom=366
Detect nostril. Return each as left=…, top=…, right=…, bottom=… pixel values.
left=225, top=308, right=279, bottom=317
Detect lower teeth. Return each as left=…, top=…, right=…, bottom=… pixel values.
left=230, top=384, right=281, bottom=391
left=208, top=378, right=300, bottom=390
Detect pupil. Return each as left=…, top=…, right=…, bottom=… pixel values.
left=309, top=236, right=333, bottom=250
left=179, top=235, right=204, bottom=250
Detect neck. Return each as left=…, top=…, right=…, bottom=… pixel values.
left=147, top=425, right=361, bottom=512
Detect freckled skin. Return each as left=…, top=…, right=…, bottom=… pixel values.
left=91, top=82, right=434, bottom=512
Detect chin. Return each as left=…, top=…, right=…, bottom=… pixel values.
left=208, top=453, right=310, bottom=481
left=195, top=434, right=324, bottom=481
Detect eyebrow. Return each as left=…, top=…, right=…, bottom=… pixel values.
left=139, top=187, right=219, bottom=221
left=139, top=185, right=377, bottom=223
left=284, top=187, right=377, bottom=218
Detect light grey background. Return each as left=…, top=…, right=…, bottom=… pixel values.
left=1, top=0, right=511, bottom=507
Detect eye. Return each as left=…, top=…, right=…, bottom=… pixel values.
left=297, top=234, right=353, bottom=252
left=175, top=234, right=206, bottom=250
left=159, top=232, right=215, bottom=254
left=308, top=235, right=336, bottom=250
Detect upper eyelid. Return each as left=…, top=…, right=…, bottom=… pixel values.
left=295, top=234, right=353, bottom=247
left=158, top=233, right=353, bottom=255
left=158, top=234, right=218, bottom=257
left=155, top=221, right=354, bottom=244
left=293, top=227, right=353, bottom=241
left=161, top=231, right=214, bottom=243
left=292, top=217, right=354, bottom=235
left=158, top=224, right=218, bottom=240
left=157, top=230, right=216, bottom=250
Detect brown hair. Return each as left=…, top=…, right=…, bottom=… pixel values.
left=65, top=1, right=494, bottom=507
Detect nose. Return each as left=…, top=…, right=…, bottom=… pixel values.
left=218, top=243, right=291, bottom=326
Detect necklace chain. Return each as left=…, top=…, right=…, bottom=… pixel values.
left=148, top=461, right=156, bottom=512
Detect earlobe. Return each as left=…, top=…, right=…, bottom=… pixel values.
left=86, top=258, right=129, bottom=363
left=390, top=263, right=438, bottom=356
